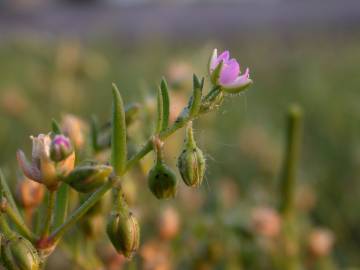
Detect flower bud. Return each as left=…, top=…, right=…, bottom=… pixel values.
left=16, top=177, right=45, bottom=209
left=308, top=228, right=334, bottom=257
left=251, top=207, right=281, bottom=238
left=63, top=165, right=112, bottom=193
left=61, top=114, right=87, bottom=150
left=158, top=207, right=180, bottom=240
left=1, top=234, right=40, bottom=270
left=106, top=212, right=140, bottom=258
left=177, top=123, right=205, bottom=187
left=148, top=138, right=177, bottom=199
left=50, top=135, right=73, bottom=162
left=148, top=162, right=177, bottom=199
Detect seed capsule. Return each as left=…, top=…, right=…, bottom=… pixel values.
left=63, top=164, right=112, bottom=193
left=148, top=162, right=177, bottom=199
left=106, top=212, right=140, bottom=258
left=148, top=137, right=177, bottom=199
left=1, top=234, right=40, bottom=270
left=177, top=123, right=205, bottom=187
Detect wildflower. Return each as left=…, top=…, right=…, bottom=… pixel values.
left=209, top=49, right=252, bottom=93
left=17, top=134, right=75, bottom=190
left=61, top=114, right=87, bottom=149
left=158, top=207, right=180, bottom=240
left=251, top=207, right=281, bottom=238
left=16, top=177, right=45, bottom=209
left=308, top=228, right=334, bottom=257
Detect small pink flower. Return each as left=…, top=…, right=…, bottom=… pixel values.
left=209, top=49, right=252, bottom=93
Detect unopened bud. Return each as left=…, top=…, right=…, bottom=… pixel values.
left=1, top=234, right=40, bottom=270
left=16, top=177, right=45, bottom=209
left=50, top=135, right=73, bottom=162
left=251, top=207, right=281, bottom=238
left=177, top=123, right=205, bottom=187
left=64, top=165, right=112, bottom=193
left=148, top=138, right=177, bottom=199
left=308, top=228, right=334, bottom=257
left=148, top=162, right=177, bottom=199
left=106, top=212, right=140, bottom=258
left=158, top=207, right=180, bottom=240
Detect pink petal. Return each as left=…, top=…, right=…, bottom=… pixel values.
left=219, top=59, right=240, bottom=84
left=222, top=68, right=251, bottom=88
left=17, top=150, right=42, bottom=183
left=210, top=50, right=230, bottom=71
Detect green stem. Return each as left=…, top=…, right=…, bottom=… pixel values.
left=42, top=190, right=56, bottom=237
left=0, top=214, right=15, bottom=237
left=279, top=105, right=303, bottom=218
left=50, top=181, right=113, bottom=242
left=279, top=104, right=303, bottom=270
left=2, top=202, right=36, bottom=242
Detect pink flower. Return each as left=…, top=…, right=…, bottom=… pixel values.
left=209, top=49, right=252, bottom=93
left=17, top=134, right=75, bottom=190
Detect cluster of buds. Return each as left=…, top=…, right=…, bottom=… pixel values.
left=17, top=134, right=75, bottom=190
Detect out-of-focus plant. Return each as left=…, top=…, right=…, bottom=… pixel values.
left=0, top=49, right=253, bottom=269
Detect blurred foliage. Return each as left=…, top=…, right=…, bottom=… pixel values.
left=0, top=33, right=359, bottom=269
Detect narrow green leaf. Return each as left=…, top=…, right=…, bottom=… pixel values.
left=53, top=184, right=70, bottom=228
left=160, top=78, right=170, bottom=131
left=155, top=86, right=163, bottom=134
left=0, top=170, right=21, bottom=219
left=52, top=118, right=63, bottom=135
left=189, top=74, right=203, bottom=118
left=111, top=83, right=127, bottom=176
left=90, top=115, right=99, bottom=152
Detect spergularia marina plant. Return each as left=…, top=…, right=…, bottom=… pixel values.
left=0, top=49, right=252, bottom=269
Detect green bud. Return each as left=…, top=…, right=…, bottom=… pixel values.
left=1, top=234, right=40, bottom=270
left=106, top=212, right=140, bottom=258
left=148, top=162, right=177, bottom=199
left=177, top=123, right=205, bottom=187
left=63, top=165, right=112, bottom=193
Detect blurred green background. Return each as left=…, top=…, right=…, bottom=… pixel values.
left=0, top=1, right=360, bottom=269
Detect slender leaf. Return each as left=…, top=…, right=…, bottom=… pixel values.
left=189, top=74, right=203, bottom=117
left=52, top=118, right=63, bottom=135
left=155, top=86, right=163, bottom=134
left=160, top=78, right=170, bottom=131
left=111, top=83, right=127, bottom=176
left=53, top=184, right=70, bottom=228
